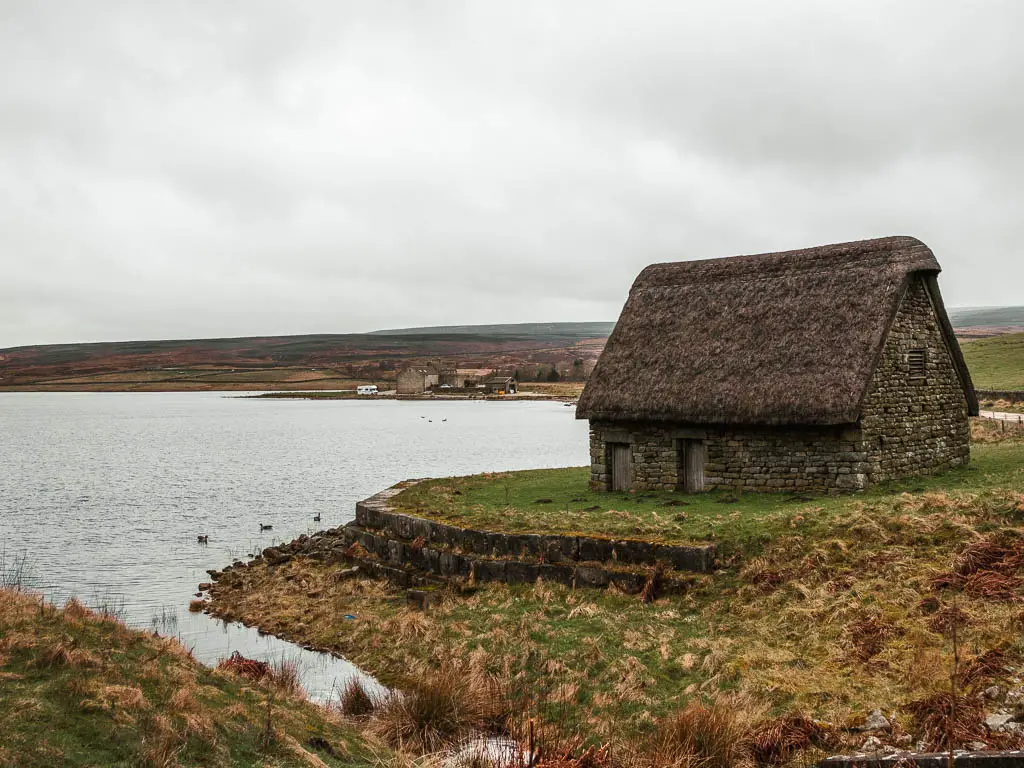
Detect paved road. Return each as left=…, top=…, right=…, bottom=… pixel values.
left=979, top=409, right=1024, bottom=423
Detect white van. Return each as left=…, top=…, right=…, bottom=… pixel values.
left=356, top=385, right=379, bottom=396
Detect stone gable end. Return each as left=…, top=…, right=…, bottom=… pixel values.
left=859, top=276, right=971, bottom=482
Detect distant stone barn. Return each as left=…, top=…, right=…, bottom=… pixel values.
left=576, top=237, right=979, bottom=493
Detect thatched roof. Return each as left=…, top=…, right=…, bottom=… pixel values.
left=577, top=236, right=978, bottom=426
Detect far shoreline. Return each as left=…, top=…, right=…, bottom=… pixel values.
left=244, top=390, right=580, bottom=403
left=0, top=385, right=582, bottom=404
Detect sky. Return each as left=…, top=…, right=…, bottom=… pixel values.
left=1, top=1, right=1022, bottom=347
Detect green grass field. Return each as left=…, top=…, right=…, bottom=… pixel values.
left=391, top=435, right=1024, bottom=557
left=961, top=332, right=1024, bottom=390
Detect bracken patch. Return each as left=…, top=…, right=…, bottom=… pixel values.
left=847, top=615, right=901, bottom=664
left=908, top=692, right=985, bottom=751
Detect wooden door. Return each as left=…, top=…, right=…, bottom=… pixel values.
left=610, top=443, right=632, bottom=491
left=679, top=439, right=705, bottom=492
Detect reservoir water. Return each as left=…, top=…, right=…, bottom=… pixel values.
left=0, top=392, right=589, bottom=700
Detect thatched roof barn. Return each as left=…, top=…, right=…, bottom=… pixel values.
left=578, top=236, right=977, bottom=493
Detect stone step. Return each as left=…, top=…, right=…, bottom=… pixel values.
left=333, top=539, right=696, bottom=595
left=355, top=485, right=715, bottom=573
left=243, top=523, right=698, bottom=595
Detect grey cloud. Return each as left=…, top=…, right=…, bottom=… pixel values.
left=1, top=1, right=1021, bottom=346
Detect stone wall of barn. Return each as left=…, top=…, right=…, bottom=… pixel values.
left=860, top=276, right=971, bottom=482
left=588, top=422, right=871, bottom=492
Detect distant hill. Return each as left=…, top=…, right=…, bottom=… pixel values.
left=369, top=321, right=616, bottom=339
left=0, top=324, right=612, bottom=391
left=949, top=306, right=1024, bottom=328
left=3, top=312, right=1021, bottom=392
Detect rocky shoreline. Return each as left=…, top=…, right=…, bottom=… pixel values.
left=205, top=483, right=715, bottom=601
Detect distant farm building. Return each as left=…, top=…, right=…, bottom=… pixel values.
left=484, top=376, right=518, bottom=395
left=396, top=367, right=440, bottom=394
left=449, top=368, right=494, bottom=388
left=397, top=364, right=495, bottom=394
left=577, top=236, right=978, bottom=493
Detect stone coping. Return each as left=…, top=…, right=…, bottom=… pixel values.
left=355, top=482, right=715, bottom=573
left=977, top=390, right=1024, bottom=405
left=819, top=752, right=1024, bottom=768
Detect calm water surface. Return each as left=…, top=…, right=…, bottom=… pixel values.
left=0, top=392, right=588, bottom=699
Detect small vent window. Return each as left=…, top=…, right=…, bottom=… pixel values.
left=908, top=348, right=927, bottom=378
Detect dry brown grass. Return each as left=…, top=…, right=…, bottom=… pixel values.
left=958, top=646, right=1019, bottom=689
left=139, top=713, right=184, bottom=768
left=99, top=684, right=150, bottom=711
left=31, top=637, right=101, bottom=669
left=847, top=614, right=902, bottom=664
left=927, top=604, right=971, bottom=636
left=217, top=651, right=271, bottom=681
left=62, top=597, right=93, bottom=621
left=340, top=678, right=378, bottom=717
left=971, top=417, right=1024, bottom=443
left=648, top=699, right=755, bottom=768
left=368, top=661, right=511, bottom=753
left=908, top=692, right=986, bottom=751
left=281, top=733, right=332, bottom=768
left=269, top=658, right=303, bottom=698
left=751, top=713, right=827, bottom=766
left=535, top=743, right=613, bottom=768
left=0, top=587, right=379, bottom=767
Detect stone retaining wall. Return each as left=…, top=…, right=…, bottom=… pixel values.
left=354, top=485, right=715, bottom=572
left=218, top=482, right=716, bottom=595
left=977, top=390, right=1024, bottom=405
left=338, top=527, right=696, bottom=594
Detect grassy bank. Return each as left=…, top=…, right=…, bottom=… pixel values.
left=0, top=588, right=381, bottom=767
left=249, top=391, right=389, bottom=400
left=249, top=384, right=585, bottom=401
left=516, top=381, right=586, bottom=398
left=962, top=331, right=1024, bottom=390
left=979, top=399, right=1024, bottom=414
left=390, top=429, right=1024, bottom=559
left=207, top=430, right=1024, bottom=761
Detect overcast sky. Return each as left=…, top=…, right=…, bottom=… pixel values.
left=2, top=1, right=1022, bottom=347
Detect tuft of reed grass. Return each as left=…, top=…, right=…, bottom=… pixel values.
left=750, top=713, right=826, bottom=765
left=32, top=637, right=100, bottom=669
left=340, top=678, right=378, bottom=717
left=0, top=549, right=33, bottom=591
left=648, top=699, right=753, bottom=768
left=268, top=657, right=302, bottom=697
left=63, top=598, right=92, bottom=621
left=535, top=742, right=613, bottom=768
left=369, top=662, right=511, bottom=754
